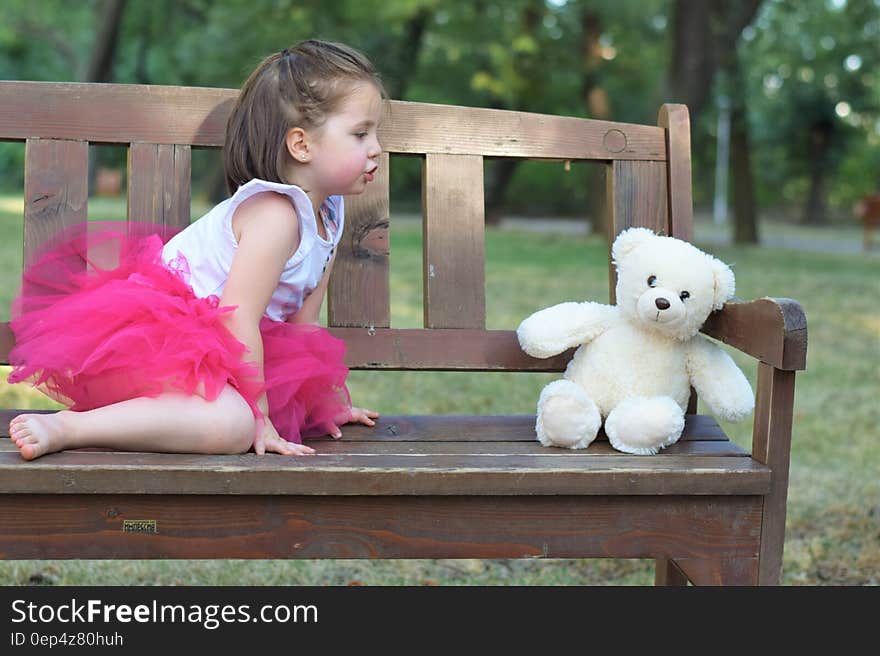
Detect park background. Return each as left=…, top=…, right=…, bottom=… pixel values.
left=0, top=0, right=877, bottom=585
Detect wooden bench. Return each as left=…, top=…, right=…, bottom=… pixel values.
left=0, top=81, right=807, bottom=585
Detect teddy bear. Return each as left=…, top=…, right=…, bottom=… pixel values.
left=516, top=227, right=754, bottom=455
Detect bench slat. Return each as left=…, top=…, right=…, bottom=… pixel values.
left=3, top=438, right=748, bottom=459
left=0, top=412, right=732, bottom=443
left=606, top=159, right=670, bottom=301
left=329, top=153, right=391, bottom=327
left=0, top=449, right=769, bottom=496
left=127, top=143, right=191, bottom=231
left=2, top=325, right=568, bottom=371
left=0, top=495, right=762, bottom=560
left=658, top=104, right=694, bottom=241
left=24, top=138, right=88, bottom=265
left=0, top=82, right=668, bottom=160
left=0, top=438, right=746, bottom=457
left=423, top=153, right=486, bottom=328
left=333, top=328, right=568, bottom=370
left=331, top=413, right=731, bottom=442
left=0, top=323, right=13, bottom=363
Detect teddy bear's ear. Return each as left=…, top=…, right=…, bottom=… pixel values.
left=611, top=227, right=656, bottom=264
left=710, top=256, right=736, bottom=310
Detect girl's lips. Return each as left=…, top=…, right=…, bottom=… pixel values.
left=364, top=170, right=376, bottom=182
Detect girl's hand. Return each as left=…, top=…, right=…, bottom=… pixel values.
left=254, top=418, right=315, bottom=456
left=328, top=406, right=380, bottom=439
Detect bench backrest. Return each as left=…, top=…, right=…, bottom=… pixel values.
left=0, top=81, right=694, bottom=373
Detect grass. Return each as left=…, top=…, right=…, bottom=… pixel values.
left=1, top=195, right=878, bottom=586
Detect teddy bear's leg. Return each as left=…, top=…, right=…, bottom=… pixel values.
left=536, top=379, right=601, bottom=449
left=604, top=396, right=685, bottom=455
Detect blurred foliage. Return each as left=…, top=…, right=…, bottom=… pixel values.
left=0, top=0, right=877, bottom=221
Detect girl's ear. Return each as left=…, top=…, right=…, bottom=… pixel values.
left=285, top=127, right=311, bottom=163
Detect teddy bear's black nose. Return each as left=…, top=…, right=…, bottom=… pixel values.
left=655, top=298, right=671, bottom=310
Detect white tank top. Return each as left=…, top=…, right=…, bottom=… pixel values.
left=161, top=179, right=344, bottom=322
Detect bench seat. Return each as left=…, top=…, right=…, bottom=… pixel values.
left=0, top=414, right=768, bottom=569
left=0, top=414, right=769, bottom=496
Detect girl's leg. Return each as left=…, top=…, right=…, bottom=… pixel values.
left=9, top=384, right=255, bottom=461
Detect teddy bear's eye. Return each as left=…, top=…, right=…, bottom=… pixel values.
left=680, top=291, right=690, bottom=300
left=647, top=275, right=657, bottom=288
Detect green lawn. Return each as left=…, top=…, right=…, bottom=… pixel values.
left=0, top=196, right=877, bottom=585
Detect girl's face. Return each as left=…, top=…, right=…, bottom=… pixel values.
left=307, top=82, right=383, bottom=199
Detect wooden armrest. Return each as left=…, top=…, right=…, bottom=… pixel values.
left=701, top=297, right=807, bottom=371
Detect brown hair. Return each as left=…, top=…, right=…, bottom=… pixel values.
left=223, top=39, right=384, bottom=193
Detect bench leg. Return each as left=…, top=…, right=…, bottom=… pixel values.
left=655, top=558, right=689, bottom=586
left=672, top=557, right=759, bottom=585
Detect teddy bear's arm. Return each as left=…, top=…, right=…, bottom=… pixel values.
left=686, top=336, right=755, bottom=422
left=517, top=301, right=615, bottom=358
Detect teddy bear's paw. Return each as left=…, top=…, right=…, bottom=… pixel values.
left=604, top=396, right=685, bottom=455
left=716, top=393, right=755, bottom=423
left=536, top=380, right=601, bottom=449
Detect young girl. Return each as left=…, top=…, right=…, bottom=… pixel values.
left=7, top=39, right=383, bottom=460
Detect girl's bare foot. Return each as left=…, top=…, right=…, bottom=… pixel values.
left=8, top=413, right=70, bottom=461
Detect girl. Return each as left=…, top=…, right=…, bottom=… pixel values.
left=7, top=39, right=382, bottom=460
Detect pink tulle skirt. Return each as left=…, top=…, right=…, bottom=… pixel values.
left=6, top=221, right=350, bottom=444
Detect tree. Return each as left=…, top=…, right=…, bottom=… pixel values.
left=668, top=0, right=764, bottom=243
left=741, top=0, right=880, bottom=223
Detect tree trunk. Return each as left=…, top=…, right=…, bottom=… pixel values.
left=726, top=58, right=759, bottom=244
left=668, top=0, right=763, bottom=120
left=582, top=10, right=611, bottom=237
left=484, top=0, right=544, bottom=225
left=85, top=0, right=128, bottom=83
left=485, top=160, right=519, bottom=226
left=669, top=0, right=715, bottom=118
left=803, top=121, right=833, bottom=225
left=85, top=0, right=128, bottom=196
left=385, top=7, right=431, bottom=101
left=670, top=0, right=764, bottom=241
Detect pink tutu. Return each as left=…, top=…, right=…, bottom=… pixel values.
left=7, top=221, right=351, bottom=444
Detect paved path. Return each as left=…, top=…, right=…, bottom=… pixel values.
left=496, top=217, right=877, bottom=256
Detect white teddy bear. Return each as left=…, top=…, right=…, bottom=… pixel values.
left=517, top=227, right=754, bottom=455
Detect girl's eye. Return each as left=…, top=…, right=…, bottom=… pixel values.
left=354, top=132, right=367, bottom=139
left=647, top=275, right=657, bottom=287
left=680, top=291, right=690, bottom=300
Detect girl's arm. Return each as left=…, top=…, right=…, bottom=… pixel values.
left=219, top=192, right=312, bottom=455
left=286, top=252, right=336, bottom=325
left=285, top=252, right=380, bottom=433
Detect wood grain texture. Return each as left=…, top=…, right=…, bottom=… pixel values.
left=0, top=438, right=747, bottom=457
left=701, top=297, right=808, bottom=370
left=0, top=494, right=762, bottom=560
left=655, top=558, right=689, bottom=585
left=0, top=323, right=13, bottom=365
left=422, top=153, right=486, bottom=328
left=4, top=327, right=572, bottom=371
left=658, top=104, right=694, bottom=241
left=331, top=328, right=569, bottom=371
left=0, top=412, right=733, bottom=444
left=605, top=159, right=670, bottom=301
left=329, top=153, right=390, bottom=328
left=751, top=363, right=797, bottom=585
left=127, top=143, right=191, bottom=231
left=0, top=449, right=770, bottom=496
left=0, top=82, right=667, bottom=159
left=23, top=138, right=88, bottom=265
left=672, top=557, right=759, bottom=585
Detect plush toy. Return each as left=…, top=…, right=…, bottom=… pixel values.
left=516, top=227, right=754, bottom=455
